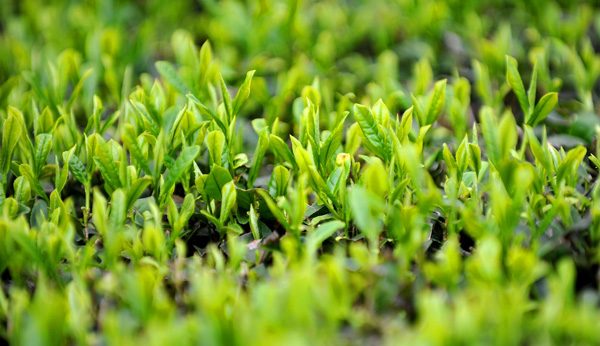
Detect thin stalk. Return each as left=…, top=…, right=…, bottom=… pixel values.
left=83, top=182, right=91, bottom=240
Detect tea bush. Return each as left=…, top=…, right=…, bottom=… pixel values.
left=1, top=0, right=600, bottom=345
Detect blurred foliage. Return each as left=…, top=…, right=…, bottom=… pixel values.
left=2, top=0, right=600, bottom=345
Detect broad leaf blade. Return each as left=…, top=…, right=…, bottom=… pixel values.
left=506, top=56, right=529, bottom=115
left=159, top=145, right=200, bottom=207
left=527, top=92, right=557, bottom=127
left=156, top=61, right=192, bottom=95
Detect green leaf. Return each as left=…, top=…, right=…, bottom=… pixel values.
left=411, top=93, right=427, bottom=127
left=499, top=111, right=517, bottom=158
left=455, top=137, right=470, bottom=175
left=66, top=68, right=94, bottom=111
left=130, top=99, right=161, bottom=136
left=92, top=188, right=108, bottom=236
left=198, top=40, right=212, bottom=85
left=1, top=113, right=22, bottom=181
left=443, top=144, right=457, bottom=177
left=168, top=105, right=189, bottom=144
left=38, top=107, right=54, bottom=134
left=479, top=106, right=501, bottom=167
left=22, top=72, right=54, bottom=113
left=353, top=104, right=387, bottom=160
left=306, top=220, right=345, bottom=255
left=247, top=131, right=269, bottom=188
left=506, top=56, right=529, bottom=115
left=219, top=74, right=233, bottom=123
left=527, top=61, right=538, bottom=114
left=473, top=59, right=493, bottom=106
left=99, top=110, right=120, bottom=136
left=187, top=94, right=228, bottom=134
left=256, top=189, right=290, bottom=230
left=468, top=143, right=482, bottom=178
left=167, top=197, right=179, bottom=231
left=0, top=76, right=19, bottom=108
left=349, top=186, right=385, bottom=245
left=345, top=123, right=362, bottom=156
left=363, top=157, right=388, bottom=197
left=126, top=177, right=153, bottom=211
left=201, top=209, right=223, bottom=230
left=220, top=181, right=237, bottom=224
left=527, top=92, right=558, bottom=127
left=13, top=176, right=31, bottom=204
left=268, top=165, right=290, bottom=198
left=291, top=137, right=338, bottom=205
left=305, top=100, right=320, bottom=144
left=232, top=70, right=256, bottom=115
left=34, top=134, right=52, bottom=177
left=122, top=125, right=152, bottom=177
left=426, top=79, right=446, bottom=125
left=57, top=149, right=74, bottom=195
left=288, top=174, right=308, bottom=231
left=90, top=94, right=104, bottom=133
left=93, top=140, right=122, bottom=191
left=86, top=134, right=97, bottom=175
left=399, top=106, right=413, bottom=142
left=156, top=61, right=192, bottom=95
left=206, top=130, right=226, bottom=167
left=372, top=100, right=390, bottom=128
left=19, top=164, right=48, bottom=203
left=159, top=145, right=200, bottom=207
left=524, top=125, right=551, bottom=172
left=320, top=113, right=347, bottom=170
left=108, top=189, right=127, bottom=230
left=175, top=193, right=195, bottom=234
left=204, top=166, right=233, bottom=201
left=557, top=146, right=586, bottom=184
left=269, top=134, right=298, bottom=171
left=67, top=150, right=89, bottom=185
left=327, top=153, right=351, bottom=194
left=589, top=155, right=600, bottom=171
left=249, top=204, right=260, bottom=240
left=152, top=132, right=165, bottom=184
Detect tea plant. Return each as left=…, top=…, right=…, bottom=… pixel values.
left=1, top=0, right=600, bottom=345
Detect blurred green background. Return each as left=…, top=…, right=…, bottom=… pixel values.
left=2, top=0, right=598, bottom=109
